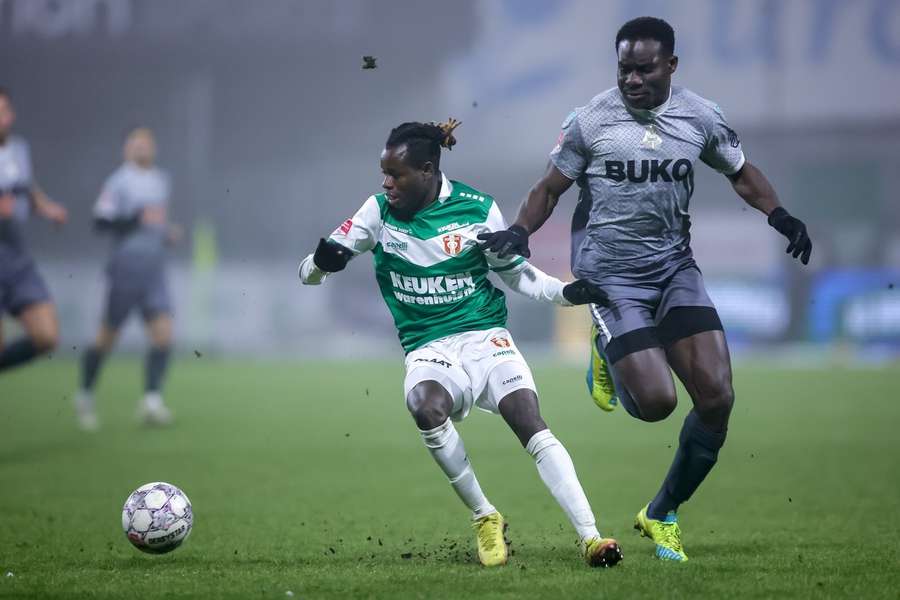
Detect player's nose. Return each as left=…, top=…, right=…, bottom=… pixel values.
left=382, top=175, right=394, bottom=190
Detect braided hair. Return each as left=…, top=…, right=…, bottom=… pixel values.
left=385, top=118, right=461, bottom=169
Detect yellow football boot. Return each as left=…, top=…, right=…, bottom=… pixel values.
left=586, top=325, right=618, bottom=411
left=634, top=504, right=688, bottom=562
left=472, top=512, right=508, bottom=567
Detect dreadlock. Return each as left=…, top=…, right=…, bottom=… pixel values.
left=385, top=118, right=461, bottom=169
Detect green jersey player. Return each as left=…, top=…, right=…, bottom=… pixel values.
left=299, top=120, right=622, bottom=568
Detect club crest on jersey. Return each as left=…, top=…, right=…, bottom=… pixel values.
left=441, top=233, right=463, bottom=256
left=335, top=218, right=353, bottom=235
left=490, top=337, right=511, bottom=348
left=641, top=124, right=662, bottom=150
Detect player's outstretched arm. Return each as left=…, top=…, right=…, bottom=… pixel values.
left=29, top=182, right=67, bottom=226
left=476, top=162, right=574, bottom=259
left=728, top=162, right=812, bottom=264
left=300, top=196, right=380, bottom=285
left=495, top=261, right=610, bottom=307
left=298, top=239, right=353, bottom=285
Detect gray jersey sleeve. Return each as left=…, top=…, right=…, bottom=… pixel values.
left=549, top=110, right=588, bottom=181
left=94, top=171, right=127, bottom=220
left=699, top=104, right=745, bottom=175
left=0, top=136, right=34, bottom=221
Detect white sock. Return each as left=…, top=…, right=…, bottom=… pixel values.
left=526, top=429, right=600, bottom=541
left=143, top=392, right=163, bottom=410
left=420, top=419, right=496, bottom=519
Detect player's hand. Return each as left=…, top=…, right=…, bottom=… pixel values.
left=768, top=207, right=812, bottom=265
left=0, top=193, right=14, bottom=219
left=562, top=279, right=611, bottom=307
left=166, top=223, right=184, bottom=245
left=313, top=238, right=353, bottom=273
left=40, top=200, right=68, bottom=226
left=141, top=205, right=166, bottom=226
left=476, top=225, right=531, bottom=258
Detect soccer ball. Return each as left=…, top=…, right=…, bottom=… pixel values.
left=122, top=482, right=193, bottom=554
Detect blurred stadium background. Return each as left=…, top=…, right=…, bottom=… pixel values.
left=1, top=0, right=899, bottom=361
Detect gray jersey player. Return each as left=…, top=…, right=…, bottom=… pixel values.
left=74, top=128, right=182, bottom=430
left=478, top=17, right=812, bottom=562
left=0, top=87, right=68, bottom=374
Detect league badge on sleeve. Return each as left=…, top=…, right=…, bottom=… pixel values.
left=335, top=218, right=353, bottom=236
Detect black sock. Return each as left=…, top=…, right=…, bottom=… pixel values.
left=648, top=410, right=726, bottom=519
left=0, top=337, right=40, bottom=371
left=145, top=346, right=171, bottom=393
left=81, top=346, right=106, bottom=391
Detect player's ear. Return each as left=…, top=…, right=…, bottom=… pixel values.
left=668, top=54, right=678, bottom=74
left=421, top=160, right=435, bottom=178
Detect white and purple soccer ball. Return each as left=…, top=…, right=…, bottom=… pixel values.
left=122, top=482, right=193, bottom=554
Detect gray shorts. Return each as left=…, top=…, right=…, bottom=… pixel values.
left=588, top=260, right=722, bottom=363
left=104, top=267, right=172, bottom=329
left=0, top=253, right=52, bottom=316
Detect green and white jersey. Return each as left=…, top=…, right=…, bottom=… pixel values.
left=329, top=174, right=526, bottom=353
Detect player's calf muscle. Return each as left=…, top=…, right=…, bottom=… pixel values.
left=498, top=390, right=547, bottom=447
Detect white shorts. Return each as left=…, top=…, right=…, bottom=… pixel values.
left=403, top=327, right=537, bottom=422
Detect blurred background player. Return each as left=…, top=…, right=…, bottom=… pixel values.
left=299, top=120, right=622, bottom=568
left=0, top=87, right=68, bottom=373
left=74, top=128, right=181, bottom=430
left=479, top=17, right=813, bottom=562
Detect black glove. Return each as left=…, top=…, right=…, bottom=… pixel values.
left=768, top=207, right=812, bottom=265
left=562, top=279, right=612, bottom=307
left=312, top=238, right=353, bottom=273
left=476, top=225, right=531, bottom=259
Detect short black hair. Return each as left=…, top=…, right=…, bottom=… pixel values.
left=385, top=119, right=460, bottom=170
left=615, top=16, right=675, bottom=56
left=0, top=87, right=10, bottom=101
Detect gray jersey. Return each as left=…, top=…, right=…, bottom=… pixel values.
left=94, top=163, right=171, bottom=277
left=550, top=85, right=745, bottom=278
left=0, top=135, right=34, bottom=255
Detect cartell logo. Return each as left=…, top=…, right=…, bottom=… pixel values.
left=385, top=240, right=408, bottom=251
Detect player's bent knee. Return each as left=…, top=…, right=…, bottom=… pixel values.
left=642, top=399, right=677, bottom=422
left=696, top=380, right=735, bottom=427
left=31, top=327, right=59, bottom=353
left=406, top=383, right=452, bottom=429
left=409, top=402, right=451, bottom=430
left=633, top=389, right=677, bottom=422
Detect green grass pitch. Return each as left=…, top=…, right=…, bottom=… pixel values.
left=1, top=358, right=898, bottom=599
